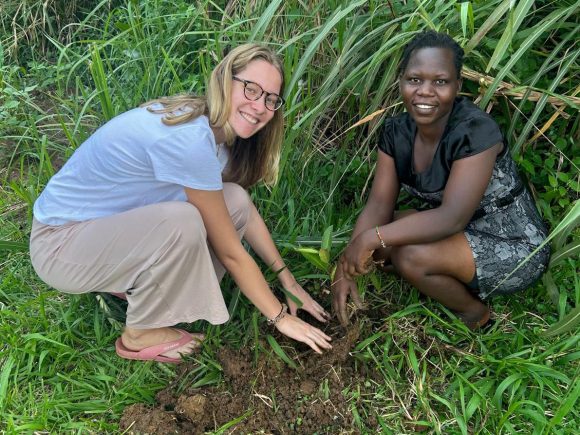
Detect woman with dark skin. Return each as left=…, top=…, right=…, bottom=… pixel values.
left=332, top=31, right=549, bottom=329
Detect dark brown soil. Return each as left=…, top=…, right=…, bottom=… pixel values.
left=119, top=322, right=374, bottom=434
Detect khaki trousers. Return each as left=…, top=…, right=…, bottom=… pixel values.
left=30, top=183, right=250, bottom=329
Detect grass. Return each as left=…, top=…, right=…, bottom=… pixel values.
left=1, top=0, right=579, bottom=433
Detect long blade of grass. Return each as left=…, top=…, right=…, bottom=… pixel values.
left=89, top=45, right=114, bottom=120
left=266, top=334, right=297, bottom=369
left=464, top=0, right=511, bottom=54
left=284, top=0, right=367, bottom=99
left=486, top=0, right=535, bottom=72
left=460, top=1, right=474, bottom=38
left=549, top=241, right=580, bottom=268
left=546, top=373, right=580, bottom=431
left=543, top=306, right=580, bottom=338
left=0, top=241, right=28, bottom=252
left=480, top=2, right=579, bottom=109
left=0, top=355, right=15, bottom=410
left=215, top=409, right=254, bottom=435
left=512, top=40, right=580, bottom=155
left=506, top=26, right=579, bottom=142
left=249, top=0, right=283, bottom=42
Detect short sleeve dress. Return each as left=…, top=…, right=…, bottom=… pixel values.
left=378, top=97, right=549, bottom=299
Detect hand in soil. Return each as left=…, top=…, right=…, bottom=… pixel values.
left=284, top=282, right=331, bottom=322
left=331, top=264, right=364, bottom=326
left=275, top=314, right=332, bottom=354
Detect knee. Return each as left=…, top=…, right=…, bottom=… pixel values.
left=156, top=202, right=206, bottom=245
left=222, top=183, right=251, bottom=230
left=391, top=244, right=429, bottom=281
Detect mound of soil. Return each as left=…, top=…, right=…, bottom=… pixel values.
left=119, top=323, right=375, bottom=434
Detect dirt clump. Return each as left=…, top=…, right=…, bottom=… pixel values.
left=119, top=403, right=181, bottom=434
left=175, top=394, right=207, bottom=422
left=119, top=322, right=368, bottom=434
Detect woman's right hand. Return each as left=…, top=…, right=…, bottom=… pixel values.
left=274, top=314, right=332, bottom=354
left=331, top=264, right=364, bottom=326
left=340, top=231, right=375, bottom=279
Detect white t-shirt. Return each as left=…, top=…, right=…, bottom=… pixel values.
left=33, top=107, right=229, bottom=225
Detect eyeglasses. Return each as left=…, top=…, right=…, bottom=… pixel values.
left=232, top=76, right=285, bottom=111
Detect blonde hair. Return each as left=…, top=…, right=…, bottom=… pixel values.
left=144, top=43, right=285, bottom=188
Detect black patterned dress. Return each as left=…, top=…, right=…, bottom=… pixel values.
left=378, top=97, right=549, bottom=299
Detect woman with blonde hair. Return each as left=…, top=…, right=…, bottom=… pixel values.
left=30, top=43, right=331, bottom=363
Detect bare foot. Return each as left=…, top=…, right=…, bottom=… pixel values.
left=121, top=327, right=204, bottom=360
left=457, top=305, right=491, bottom=330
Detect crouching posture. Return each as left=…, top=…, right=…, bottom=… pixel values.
left=332, top=31, right=549, bottom=329
left=31, top=43, right=331, bottom=363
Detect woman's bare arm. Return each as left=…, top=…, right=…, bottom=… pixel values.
left=341, top=144, right=501, bottom=277
left=185, top=187, right=332, bottom=352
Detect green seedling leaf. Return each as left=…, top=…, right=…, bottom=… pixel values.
left=295, top=247, right=329, bottom=272
left=266, top=335, right=297, bottom=369
left=318, top=248, right=330, bottom=265
left=321, top=225, right=333, bottom=252
left=295, top=247, right=318, bottom=254
left=330, top=263, right=337, bottom=281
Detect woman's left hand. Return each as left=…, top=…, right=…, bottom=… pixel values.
left=340, top=231, right=375, bottom=278
left=283, top=282, right=331, bottom=323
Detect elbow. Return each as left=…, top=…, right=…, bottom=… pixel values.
left=219, top=246, right=250, bottom=274
left=449, top=219, right=468, bottom=235
left=220, top=255, right=238, bottom=272
left=363, top=201, right=392, bottom=222
left=437, top=207, right=472, bottom=235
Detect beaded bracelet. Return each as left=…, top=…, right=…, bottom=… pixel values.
left=375, top=226, right=387, bottom=248
left=267, top=303, right=288, bottom=326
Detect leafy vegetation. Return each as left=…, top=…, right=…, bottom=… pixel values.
left=1, top=0, right=578, bottom=432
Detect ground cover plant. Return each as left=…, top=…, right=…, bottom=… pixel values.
left=1, top=0, right=579, bottom=433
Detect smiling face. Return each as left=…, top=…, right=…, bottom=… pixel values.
left=228, top=59, right=282, bottom=139
left=399, top=47, right=462, bottom=132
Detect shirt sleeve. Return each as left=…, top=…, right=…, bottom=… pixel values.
left=450, top=113, right=504, bottom=160
left=147, top=126, right=223, bottom=190
left=378, top=117, right=395, bottom=156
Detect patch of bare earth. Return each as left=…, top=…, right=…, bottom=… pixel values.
left=119, top=322, right=377, bottom=434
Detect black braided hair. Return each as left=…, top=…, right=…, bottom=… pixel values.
left=398, top=30, right=464, bottom=79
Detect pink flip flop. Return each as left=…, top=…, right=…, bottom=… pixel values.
left=115, top=328, right=204, bottom=364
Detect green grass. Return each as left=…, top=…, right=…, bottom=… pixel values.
left=1, top=0, right=579, bottom=433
